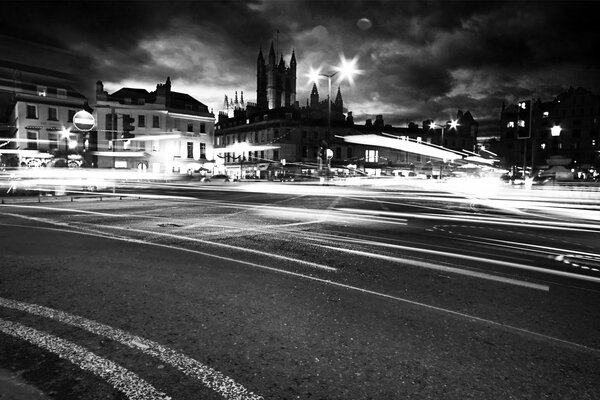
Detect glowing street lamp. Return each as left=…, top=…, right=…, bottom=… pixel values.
left=308, top=55, right=362, bottom=133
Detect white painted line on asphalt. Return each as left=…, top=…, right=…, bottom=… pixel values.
left=315, top=244, right=550, bottom=291
left=2, top=224, right=597, bottom=357
left=0, top=298, right=263, bottom=400
left=0, top=210, right=336, bottom=272
left=0, top=318, right=171, bottom=400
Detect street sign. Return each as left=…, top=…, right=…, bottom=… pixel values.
left=326, top=149, right=334, bottom=159
left=73, top=110, right=95, bottom=132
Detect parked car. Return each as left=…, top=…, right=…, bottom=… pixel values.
left=201, top=174, right=232, bottom=183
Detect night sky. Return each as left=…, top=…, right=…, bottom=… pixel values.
left=2, top=0, right=600, bottom=135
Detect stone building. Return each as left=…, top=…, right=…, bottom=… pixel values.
left=92, top=77, right=215, bottom=173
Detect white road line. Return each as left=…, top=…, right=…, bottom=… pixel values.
left=0, top=212, right=336, bottom=272
left=0, top=318, right=171, bottom=400
left=1, top=226, right=597, bottom=357
left=0, top=298, right=262, bottom=400
left=314, top=244, right=550, bottom=291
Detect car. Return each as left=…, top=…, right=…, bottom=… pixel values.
left=201, top=174, right=232, bottom=183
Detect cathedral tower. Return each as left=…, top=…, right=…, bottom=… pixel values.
left=257, top=43, right=297, bottom=110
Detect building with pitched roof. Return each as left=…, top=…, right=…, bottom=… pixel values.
left=93, top=77, right=215, bottom=173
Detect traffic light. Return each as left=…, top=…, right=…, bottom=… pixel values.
left=517, top=100, right=531, bottom=139
left=121, top=114, right=135, bottom=139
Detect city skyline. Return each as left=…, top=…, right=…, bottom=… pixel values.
left=2, top=0, right=600, bottom=135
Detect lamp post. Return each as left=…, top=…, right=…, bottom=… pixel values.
left=319, top=71, right=338, bottom=134
left=429, top=119, right=458, bottom=179
left=308, top=55, right=361, bottom=174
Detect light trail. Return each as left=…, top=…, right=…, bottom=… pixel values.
left=0, top=300, right=263, bottom=400
left=335, top=208, right=600, bottom=232
left=1, top=223, right=598, bottom=358
left=0, top=318, right=172, bottom=400
left=0, top=212, right=336, bottom=272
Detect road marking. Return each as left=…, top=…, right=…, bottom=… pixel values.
left=0, top=318, right=171, bottom=400
left=314, top=244, right=550, bottom=291
left=0, top=211, right=336, bottom=272
left=2, top=222, right=596, bottom=356
left=0, top=298, right=263, bottom=400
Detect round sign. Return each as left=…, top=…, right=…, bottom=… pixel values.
left=72, top=110, right=95, bottom=132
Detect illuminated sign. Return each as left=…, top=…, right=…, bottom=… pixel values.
left=72, top=110, right=95, bottom=132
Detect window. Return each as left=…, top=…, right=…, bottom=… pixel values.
left=260, top=150, right=264, bottom=160
left=57, top=89, right=67, bottom=99
left=543, top=111, right=549, bottom=118
left=187, top=123, right=194, bottom=132
left=48, top=107, right=58, bottom=121
left=186, top=104, right=193, bottom=111
left=200, top=143, right=206, bottom=158
left=336, top=147, right=342, bottom=159
left=347, top=147, right=353, bottom=158
left=27, top=131, right=38, bottom=149
left=37, top=86, right=47, bottom=97
left=68, top=109, right=75, bottom=122
left=26, top=105, right=37, bottom=119
left=153, top=115, right=160, bottom=128
left=506, top=121, right=515, bottom=128
left=187, top=142, right=194, bottom=158
left=152, top=140, right=160, bottom=152
left=138, top=115, right=145, bottom=127
left=273, top=150, right=279, bottom=160
left=200, top=123, right=206, bottom=133
left=48, top=133, right=58, bottom=150
left=302, top=146, right=308, bottom=158
left=137, top=98, right=145, bottom=105
left=124, top=97, right=132, bottom=104
left=105, top=114, right=114, bottom=137
left=365, top=149, right=378, bottom=163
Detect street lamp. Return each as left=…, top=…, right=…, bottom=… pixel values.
left=308, top=55, right=361, bottom=131
left=429, top=119, right=458, bottom=179
left=308, top=55, right=361, bottom=173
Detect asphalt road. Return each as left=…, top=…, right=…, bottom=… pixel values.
left=1, top=180, right=599, bottom=399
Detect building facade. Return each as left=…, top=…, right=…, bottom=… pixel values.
left=499, top=87, right=600, bottom=171
left=93, top=78, right=215, bottom=173
left=214, top=45, right=480, bottom=180
left=0, top=63, right=88, bottom=168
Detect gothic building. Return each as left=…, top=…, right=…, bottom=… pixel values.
left=256, top=43, right=296, bottom=110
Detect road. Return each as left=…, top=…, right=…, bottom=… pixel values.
left=1, top=179, right=599, bottom=399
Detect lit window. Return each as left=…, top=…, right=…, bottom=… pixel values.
left=416, top=137, right=422, bottom=142
left=507, top=121, right=515, bottom=128
left=543, top=111, right=549, bottom=118
left=540, top=143, right=546, bottom=150
left=365, top=149, right=378, bottom=163
left=37, top=86, right=47, bottom=97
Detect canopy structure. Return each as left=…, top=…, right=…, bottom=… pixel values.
left=340, top=133, right=464, bottom=161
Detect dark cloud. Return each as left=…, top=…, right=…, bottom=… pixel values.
left=2, top=0, right=600, bottom=135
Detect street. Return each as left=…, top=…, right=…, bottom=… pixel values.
left=1, top=180, right=600, bottom=399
